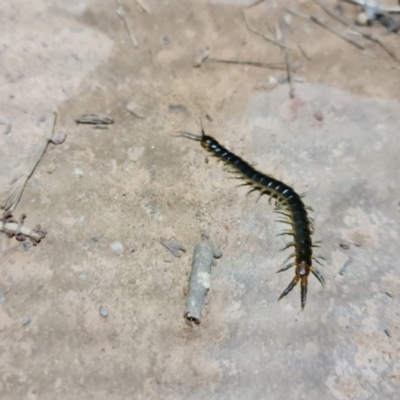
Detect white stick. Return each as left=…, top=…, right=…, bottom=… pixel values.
left=184, top=242, right=215, bottom=324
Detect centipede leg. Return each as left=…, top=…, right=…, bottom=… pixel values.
left=278, top=275, right=299, bottom=302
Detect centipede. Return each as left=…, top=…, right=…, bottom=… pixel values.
left=180, top=126, right=325, bottom=309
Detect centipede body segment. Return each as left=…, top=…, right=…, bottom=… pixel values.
left=180, top=128, right=325, bottom=309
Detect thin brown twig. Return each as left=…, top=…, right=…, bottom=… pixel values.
left=116, top=0, right=138, bottom=48
left=311, top=0, right=400, bottom=63
left=287, top=7, right=364, bottom=49
left=2, top=112, right=57, bottom=211
left=207, top=57, right=288, bottom=70
left=242, top=9, right=291, bottom=50
left=280, top=21, right=295, bottom=99
left=310, top=15, right=365, bottom=50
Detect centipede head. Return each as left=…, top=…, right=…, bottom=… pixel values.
left=178, top=117, right=209, bottom=147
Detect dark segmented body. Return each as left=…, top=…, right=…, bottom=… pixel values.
left=181, top=130, right=324, bottom=309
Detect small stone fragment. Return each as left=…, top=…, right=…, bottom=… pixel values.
left=193, top=47, right=210, bottom=68
left=50, top=132, right=67, bottom=144
left=213, top=247, right=223, bottom=259
left=110, top=241, right=124, bottom=255
left=283, top=13, right=292, bottom=25
left=75, top=114, right=113, bottom=125
left=339, top=240, right=350, bottom=249
left=23, top=241, right=32, bottom=251
left=314, top=110, right=324, bottom=121
left=163, top=253, right=175, bottom=263
left=161, top=239, right=186, bottom=258
left=384, top=328, right=391, bottom=338
left=79, top=271, right=88, bottom=280
left=356, top=12, right=368, bottom=26
left=126, top=100, right=146, bottom=119
left=168, top=104, right=187, bottom=113
left=22, top=316, right=31, bottom=326
left=99, top=307, right=108, bottom=318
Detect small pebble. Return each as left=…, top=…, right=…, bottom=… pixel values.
left=193, top=46, right=210, bottom=68
left=99, top=307, right=108, bottom=318
left=293, top=76, right=306, bottom=83
left=46, top=163, right=56, bottom=174
left=110, top=241, right=124, bottom=255
left=22, top=316, right=31, bottom=326
left=163, top=253, right=175, bottom=263
left=50, top=132, right=66, bottom=145
left=129, top=278, right=136, bottom=284
left=79, top=271, right=88, bottom=280
left=214, top=247, right=223, bottom=259
left=23, top=241, right=32, bottom=251
left=74, top=168, right=84, bottom=177
left=283, top=13, right=292, bottom=26
left=126, top=100, right=146, bottom=119
left=384, top=328, right=391, bottom=338
left=314, top=111, right=324, bottom=122
left=385, top=291, right=393, bottom=298
left=161, top=239, right=186, bottom=258
left=91, top=237, right=99, bottom=243
left=339, top=241, right=350, bottom=249
left=168, top=104, right=187, bottom=113
left=356, top=12, right=368, bottom=26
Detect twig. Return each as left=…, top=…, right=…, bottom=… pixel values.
left=0, top=211, right=46, bottom=245
left=184, top=242, right=215, bottom=324
left=207, top=57, right=288, bottom=70
left=136, top=0, right=151, bottom=14
left=339, top=257, right=352, bottom=275
left=1, top=112, right=57, bottom=211
left=312, top=0, right=400, bottom=63
left=242, top=9, right=291, bottom=50
left=298, top=44, right=312, bottom=60
left=280, top=21, right=295, bottom=99
left=116, top=1, right=138, bottom=48
left=0, top=117, right=12, bottom=135
left=310, top=15, right=365, bottom=50
left=286, top=7, right=312, bottom=20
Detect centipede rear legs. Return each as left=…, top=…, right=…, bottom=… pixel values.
left=278, top=264, right=309, bottom=309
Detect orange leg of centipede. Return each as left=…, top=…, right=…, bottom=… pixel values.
left=278, top=272, right=308, bottom=309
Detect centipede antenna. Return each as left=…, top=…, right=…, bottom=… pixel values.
left=199, top=117, right=205, bottom=136
left=178, top=131, right=203, bottom=141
